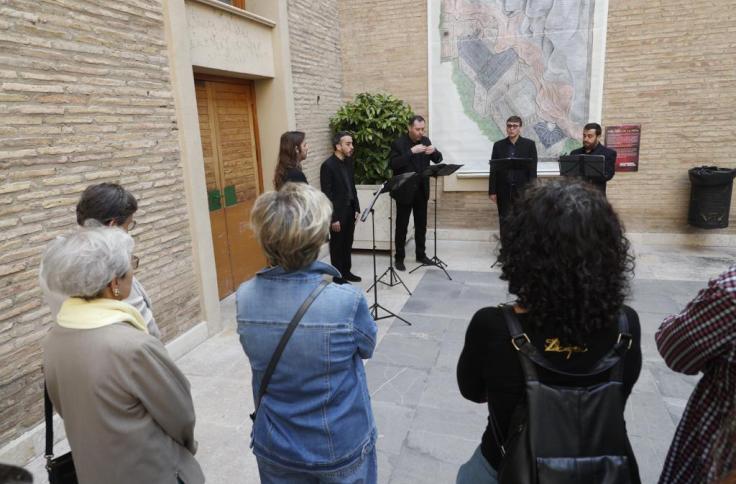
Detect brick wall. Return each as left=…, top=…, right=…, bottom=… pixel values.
left=338, top=1, right=428, bottom=118
left=286, top=0, right=344, bottom=185
left=602, top=0, right=736, bottom=232
left=0, top=0, right=201, bottom=447
left=338, top=0, right=736, bottom=232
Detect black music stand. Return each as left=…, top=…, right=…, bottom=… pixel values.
left=368, top=172, right=417, bottom=295
left=558, top=154, right=606, bottom=182
left=410, top=163, right=463, bottom=280
left=488, top=158, right=537, bottom=191
left=360, top=182, right=412, bottom=326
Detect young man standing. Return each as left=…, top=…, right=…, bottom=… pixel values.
left=389, top=115, right=443, bottom=271
left=570, top=122, right=617, bottom=193
left=489, top=115, right=538, bottom=225
left=320, top=131, right=361, bottom=284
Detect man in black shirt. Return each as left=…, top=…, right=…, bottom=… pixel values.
left=389, top=115, right=443, bottom=271
left=320, top=131, right=361, bottom=284
left=570, top=122, right=617, bottom=194
left=489, top=116, right=538, bottom=226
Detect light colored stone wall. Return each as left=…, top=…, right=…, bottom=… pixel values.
left=286, top=0, right=344, bottom=186
left=338, top=0, right=736, bottom=233
left=0, top=0, right=201, bottom=447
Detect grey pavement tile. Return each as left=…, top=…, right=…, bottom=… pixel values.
left=176, top=329, right=249, bottom=380
left=418, top=367, right=486, bottom=418
left=377, top=449, right=397, bottom=484
left=435, top=330, right=466, bottom=371
left=662, top=396, right=689, bottom=424
left=445, top=270, right=505, bottom=287
left=371, top=331, right=441, bottom=369
left=366, top=362, right=429, bottom=407
left=649, top=365, right=700, bottom=400
left=194, top=420, right=259, bottom=484
left=373, top=401, right=415, bottom=456
left=389, top=447, right=460, bottom=484
left=404, top=405, right=485, bottom=465
left=624, top=390, right=677, bottom=443
left=188, top=375, right=252, bottom=431
left=387, top=313, right=458, bottom=341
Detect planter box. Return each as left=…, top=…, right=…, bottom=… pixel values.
left=353, top=184, right=413, bottom=250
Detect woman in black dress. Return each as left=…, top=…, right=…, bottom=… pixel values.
left=456, top=179, right=641, bottom=483
left=273, top=130, right=309, bottom=190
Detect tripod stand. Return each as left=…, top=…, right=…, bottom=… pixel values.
left=367, top=193, right=411, bottom=295
left=361, top=183, right=412, bottom=326
left=410, top=163, right=462, bottom=280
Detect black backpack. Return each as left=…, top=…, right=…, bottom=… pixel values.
left=496, top=306, right=639, bottom=484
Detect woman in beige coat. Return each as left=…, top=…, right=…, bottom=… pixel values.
left=41, top=226, right=204, bottom=484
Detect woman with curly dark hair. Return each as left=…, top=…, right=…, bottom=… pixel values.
left=456, top=179, right=641, bottom=483
left=273, top=130, right=309, bottom=190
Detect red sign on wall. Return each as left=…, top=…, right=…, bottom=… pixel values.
left=606, top=125, right=641, bottom=172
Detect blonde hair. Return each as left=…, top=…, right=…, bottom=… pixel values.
left=251, top=183, right=332, bottom=271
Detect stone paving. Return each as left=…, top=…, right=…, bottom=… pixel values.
left=25, top=239, right=735, bottom=483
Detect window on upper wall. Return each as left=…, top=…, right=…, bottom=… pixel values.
left=215, top=0, right=245, bottom=9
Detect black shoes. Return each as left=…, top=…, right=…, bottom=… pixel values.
left=395, top=259, right=406, bottom=271
left=344, top=272, right=362, bottom=282
left=417, top=255, right=433, bottom=265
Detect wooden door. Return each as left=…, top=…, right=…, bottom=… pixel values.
left=195, top=78, right=266, bottom=299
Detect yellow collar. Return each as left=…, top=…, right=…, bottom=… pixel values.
left=57, top=297, right=149, bottom=334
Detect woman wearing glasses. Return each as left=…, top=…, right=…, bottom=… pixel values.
left=40, top=182, right=160, bottom=338
left=41, top=226, right=203, bottom=484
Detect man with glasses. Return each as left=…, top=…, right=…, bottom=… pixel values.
left=489, top=116, right=538, bottom=228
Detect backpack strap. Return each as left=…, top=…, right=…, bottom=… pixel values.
left=501, top=306, right=539, bottom=381
left=502, top=306, right=632, bottom=379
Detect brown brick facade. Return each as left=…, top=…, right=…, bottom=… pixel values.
left=286, top=0, right=344, bottom=184
left=0, top=0, right=201, bottom=446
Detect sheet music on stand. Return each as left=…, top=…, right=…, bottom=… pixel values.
left=558, top=154, right=606, bottom=179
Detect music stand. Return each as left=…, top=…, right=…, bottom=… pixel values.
left=558, top=155, right=606, bottom=182
left=367, top=172, right=417, bottom=295
left=488, top=158, right=537, bottom=189
left=360, top=182, right=412, bottom=326
left=410, top=163, right=463, bottom=280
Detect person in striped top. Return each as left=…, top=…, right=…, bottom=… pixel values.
left=656, top=266, right=736, bottom=483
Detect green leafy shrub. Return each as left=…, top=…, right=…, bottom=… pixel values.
left=329, top=92, right=414, bottom=184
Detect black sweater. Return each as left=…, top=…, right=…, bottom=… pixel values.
left=456, top=305, right=642, bottom=469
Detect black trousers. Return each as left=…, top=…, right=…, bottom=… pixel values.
left=329, top=214, right=355, bottom=277
left=395, top=194, right=428, bottom=260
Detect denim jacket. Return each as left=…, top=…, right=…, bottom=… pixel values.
left=236, top=261, right=377, bottom=470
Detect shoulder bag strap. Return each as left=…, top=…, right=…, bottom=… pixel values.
left=250, top=279, right=330, bottom=421
left=501, top=305, right=539, bottom=380
left=503, top=306, right=632, bottom=379
left=609, top=310, right=631, bottom=382
left=44, top=381, right=54, bottom=460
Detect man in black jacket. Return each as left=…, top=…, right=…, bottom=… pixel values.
left=489, top=116, right=538, bottom=224
left=389, top=115, right=443, bottom=271
left=320, top=131, right=361, bottom=283
left=570, top=122, right=617, bottom=194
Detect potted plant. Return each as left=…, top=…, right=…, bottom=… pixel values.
left=329, top=93, right=414, bottom=249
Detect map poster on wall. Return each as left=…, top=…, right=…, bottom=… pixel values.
left=430, top=0, right=602, bottom=174
left=606, top=124, right=641, bottom=172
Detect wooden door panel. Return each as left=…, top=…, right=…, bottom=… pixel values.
left=225, top=200, right=266, bottom=285
left=209, top=209, right=234, bottom=299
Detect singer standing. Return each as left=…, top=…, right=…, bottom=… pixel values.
left=320, top=131, right=361, bottom=284
left=389, top=115, right=443, bottom=271
left=489, top=116, right=538, bottom=226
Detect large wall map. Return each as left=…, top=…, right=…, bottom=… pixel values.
left=430, top=0, right=598, bottom=173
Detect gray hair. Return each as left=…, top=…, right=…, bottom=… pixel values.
left=41, top=226, right=134, bottom=298
left=251, top=183, right=332, bottom=271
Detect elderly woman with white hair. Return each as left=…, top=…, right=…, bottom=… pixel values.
left=237, top=183, right=378, bottom=483
left=41, top=227, right=204, bottom=484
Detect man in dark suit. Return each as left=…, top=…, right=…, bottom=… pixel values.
left=320, top=131, right=361, bottom=284
left=489, top=115, right=538, bottom=225
left=389, top=115, right=443, bottom=271
left=570, top=122, right=617, bottom=194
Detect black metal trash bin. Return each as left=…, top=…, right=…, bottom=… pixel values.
left=688, top=166, right=736, bottom=229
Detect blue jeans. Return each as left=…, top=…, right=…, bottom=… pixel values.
left=257, top=447, right=377, bottom=484
left=457, top=446, right=498, bottom=484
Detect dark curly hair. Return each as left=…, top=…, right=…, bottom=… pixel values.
left=497, top=179, right=634, bottom=345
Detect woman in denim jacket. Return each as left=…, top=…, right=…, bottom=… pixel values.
left=237, top=183, right=378, bottom=483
